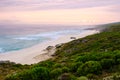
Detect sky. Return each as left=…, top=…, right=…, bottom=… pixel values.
left=0, top=0, right=120, bottom=25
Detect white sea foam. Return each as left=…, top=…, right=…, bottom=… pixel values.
left=0, top=48, right=4, bottom=53
left=13, top=29, right=82, bottom=40
left=14, top=37, right=39, bottom=40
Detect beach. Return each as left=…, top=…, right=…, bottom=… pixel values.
left=0, top=30, right=99, bottom=64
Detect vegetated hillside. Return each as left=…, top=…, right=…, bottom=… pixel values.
left=0, top=61, right=30, bottom=80
left=97, top=22, right=120, bottom=32
left=2, top=23, right=120, bottom=80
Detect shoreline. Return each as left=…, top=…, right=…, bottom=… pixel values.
left=0, top=30, right=99, bottom=65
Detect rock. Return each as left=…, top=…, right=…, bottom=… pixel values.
left=70, top=37, right=76, bottom=40
left=82, top=39, right=88, bottom=43
left=55, top=43, right=63, bottom=48
left=46, top=46, right=54, bottom=51
left=51, top=53, right=57, bottom=56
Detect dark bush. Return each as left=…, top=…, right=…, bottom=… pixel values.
left=70, top=62, right=83, bottom=72
left=77, top=61, right=102, bottom=76
left=50, top=68, right=63, bottom=79
left=62, top=67, right=70, bottom=73
left=100, top=59, right=115, bottom=69
left=58, top=73, right=76, bottom=80
left=53, top=63, right=63, bottom=68
left=6, top=67, right=50, bottom=80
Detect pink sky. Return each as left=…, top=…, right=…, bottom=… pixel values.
left=0, top=0, right=120, bottom=25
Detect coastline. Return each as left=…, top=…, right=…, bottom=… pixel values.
left=0, top=30, right=99, bottom=65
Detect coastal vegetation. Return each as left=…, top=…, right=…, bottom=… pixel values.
left=0, top=23, right=120, bottom=80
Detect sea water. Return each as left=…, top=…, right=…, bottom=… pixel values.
left=0, top=24, right=95, bottom=53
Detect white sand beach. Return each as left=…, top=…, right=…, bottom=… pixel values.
left=0, top=30, right=99, bottom=65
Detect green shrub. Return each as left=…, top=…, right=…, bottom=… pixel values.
left=117, top=59, right=120, bottom=64
left=6, top=74, right=20, bottom=80
left=114, top=52, right=120, bottom=64
left=6, top=67, right=50, bottom=80
left=77, top=76, right=88, bottom=80
left=76, top=56, right=88, bottom=63
left=100, top=59, right=115, bottom=69
left=86, top=74, right=97, bottom=80
left=77, top=61, right=102, bottom=76
left=53, top=63, right=63, bottom=68
left=70, top=62, right=83, bottom=72
left=32, top=60, right=54, bottom=68
left=50, top=68, right=63, bottom=79
left=62, top=67, right=70, bottom=73
left=58, top=73, right=76, bottom=80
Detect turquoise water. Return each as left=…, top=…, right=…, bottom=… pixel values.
left=0, top=24, right=94, bottom=53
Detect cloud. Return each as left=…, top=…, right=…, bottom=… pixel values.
left=107, top=5, right=120, bottom=12
left=0, top=0, right=120, bottom=25
left=0, top=0, right=120, bottom=11
left=0, top=6, right=120, bottom=25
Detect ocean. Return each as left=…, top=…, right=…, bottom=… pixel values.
left=0, top=24, right=95, bottom=53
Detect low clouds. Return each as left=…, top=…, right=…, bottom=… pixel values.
left=0, top=0, right=120, bottom=25
left=0, top=0, right=120, bottom=11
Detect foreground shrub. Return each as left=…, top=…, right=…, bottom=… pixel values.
left=53, top=63, right=64, bottom=68
left=62, top=67, right=70, bottom=73
left=100, top=59, right=115, bottom=69
left=50, top=68, right=63, bottom=79
left=77, top=76, right=88, bottom=80
left=77, top=61, right=102, bottom=76
left=58, top=73, right=76, bottom=80
left=32, top=60, right=54, bottom=68
left=70, top=62, right=83, bottom=72
left=6, top=67, right=50, bottom=80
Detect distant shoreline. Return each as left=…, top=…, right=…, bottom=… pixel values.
left=0, top=29, right=99, bottom=64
